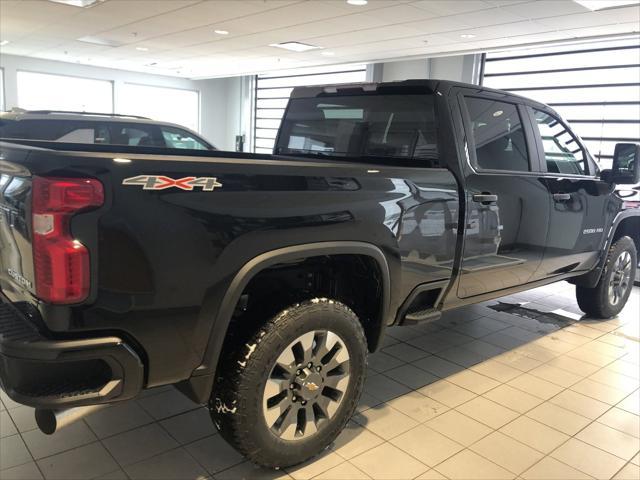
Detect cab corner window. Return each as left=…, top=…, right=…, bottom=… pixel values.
left=533, top=109, right=587, bottom=176
left=464, top=97, right=530, bottom=172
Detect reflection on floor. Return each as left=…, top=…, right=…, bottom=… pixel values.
left=1, top=282, right=639, bottom=480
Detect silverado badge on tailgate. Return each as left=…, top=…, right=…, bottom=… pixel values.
left=123, top=175, right=223, bottom=191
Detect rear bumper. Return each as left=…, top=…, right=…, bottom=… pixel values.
left=0, top=299, right=143, bottom=409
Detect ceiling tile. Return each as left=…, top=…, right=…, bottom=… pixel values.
left=536, top=5, right=640, bottom=28
left=501, top=0, right=591, bottom=19
left=410, top=0, right=494, bottom=16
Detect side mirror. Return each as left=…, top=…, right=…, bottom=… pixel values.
left=602, top=143, right=640, bottom=185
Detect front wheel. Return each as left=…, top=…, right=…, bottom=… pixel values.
left=210, top=299, right=367, bottom=468
left=576, top=236, right=637, bottom=319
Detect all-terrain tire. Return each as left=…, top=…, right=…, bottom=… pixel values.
left=210, top=298, right=367, bottom=468
left=576, top=236, right=637, bottom=319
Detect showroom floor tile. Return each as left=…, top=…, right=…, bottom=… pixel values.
left=1, top=282, right=639, bottom=480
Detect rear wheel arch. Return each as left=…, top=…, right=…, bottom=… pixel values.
left=183, top=242, right=391, bottom=404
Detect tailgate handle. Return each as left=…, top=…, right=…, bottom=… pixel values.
left=553, top=193, right=571, bottom=202
left=472, top=193, right=498, bottom=204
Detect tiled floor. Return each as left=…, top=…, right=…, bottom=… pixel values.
left=1, top=282, right=639, bottom=480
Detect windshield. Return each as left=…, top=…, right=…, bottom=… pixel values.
left=276, top=93, right=438, bottom=165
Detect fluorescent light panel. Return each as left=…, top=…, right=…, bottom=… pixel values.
left=77, top=36, right=122, bottom=47
left=269, top=41, right=321, bottom=52
left=48, top=0, right=101, bottom=7
left=573, top=0, right=639, bottom=10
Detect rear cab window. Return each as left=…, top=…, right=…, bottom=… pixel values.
left=275, top=93, right=440, bottom=166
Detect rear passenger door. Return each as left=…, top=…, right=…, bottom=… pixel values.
left=456, top=91, right=551, bottom=298
left=527, top=108, right=613, bottom=278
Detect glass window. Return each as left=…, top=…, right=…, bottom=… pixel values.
left=254, top=64, right=367, bottom=154
left=161, top=126, right=210, bottom=150
left=275, top=93, right=439, bottom=164
left=464, top=97, right=530, bottom=172
left=0, top=119, right=97, bottom=142
left=17, top=71, right=113, bottom=113
left=119, top=84, right=199, bottom=132
left=533, top=110, right=587, bottom=175
left=103, top=124, right=164, bottom=147
left=0, top=118, right=164, bottom=147
left=483, top=37, right=640, bottom=167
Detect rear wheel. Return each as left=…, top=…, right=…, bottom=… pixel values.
left=210, top=298, right=367, bottom=468
left=576, top=236, right=637, bottom=319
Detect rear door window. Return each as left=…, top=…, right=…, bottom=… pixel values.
left=463, top=96, right=530, bottom=172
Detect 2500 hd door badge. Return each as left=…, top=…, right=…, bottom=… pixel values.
left=123, top=175, right=222, bottom=191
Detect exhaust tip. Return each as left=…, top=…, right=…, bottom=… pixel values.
left=35, top=409, right=57, bottom=435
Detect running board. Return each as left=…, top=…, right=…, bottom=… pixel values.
left=402, top=310, right=442, bottom=325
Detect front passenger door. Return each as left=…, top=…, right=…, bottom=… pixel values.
left=529, top=108, right=614, bottom=278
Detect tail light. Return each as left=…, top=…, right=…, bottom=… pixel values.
left=32, top=176, right=104, bottom=304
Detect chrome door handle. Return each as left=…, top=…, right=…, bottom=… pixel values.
left=553, top=193, right=571, bottom=202
left=472, top=193, right=498, bottom=204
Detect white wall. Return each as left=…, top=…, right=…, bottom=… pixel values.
left=0, top=54, right=240, bottom=150
left=1, top=52, right=482, bottom=152
left=371, top=54, right=482, bottom=84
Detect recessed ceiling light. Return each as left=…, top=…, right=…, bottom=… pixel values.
left=460, top=34, right=476, bottom=39
left=347, top=0, right=368, bottom=5
left=48, top=0, right=101, bottom=7
left=0, top=40, right=9, bottom=46
left=135, top=46, right=149, bottom=51
left=214, top=30, right=229, bottom=35
left=269, top=41, right=321, bottom=52
left=321, top=51, right=335, bottom=56
left=573, top=0, right=638, bottom=10
left=77, top=35, right=122, bottom=47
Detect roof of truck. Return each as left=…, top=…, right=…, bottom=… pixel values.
left=290, top=78, right=550, bottom=111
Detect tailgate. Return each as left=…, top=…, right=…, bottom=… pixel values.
left=0, top=147, right=36, bottom=303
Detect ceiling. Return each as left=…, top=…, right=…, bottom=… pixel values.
left=1, top=0, right=639, bottom=79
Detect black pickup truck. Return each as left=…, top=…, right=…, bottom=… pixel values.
left=1, top=80, right=638, bottom=468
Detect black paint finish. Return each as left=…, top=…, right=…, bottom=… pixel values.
left=0, top=79, right=635, bottom=405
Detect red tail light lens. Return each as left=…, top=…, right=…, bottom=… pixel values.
left=32, top=177, right=104, bottom=304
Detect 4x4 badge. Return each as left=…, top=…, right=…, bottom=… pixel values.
left=123, top=175, right=222, bottom=191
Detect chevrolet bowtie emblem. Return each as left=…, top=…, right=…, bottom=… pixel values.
left=305, top=382, right=319, bottom=392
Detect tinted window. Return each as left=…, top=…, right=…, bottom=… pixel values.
left=104, top=124, right=164, bottom=147
left=465, top=97, right=530, bottom=172
left=533, top=110, right=588, bottom=175
left=0, top=119, right=97, bottom=142
left=0, top=119, right=165, bottom=147
left=161, top=126, right=210, bottom=150
left=276, top=94, right=439, bottom=165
